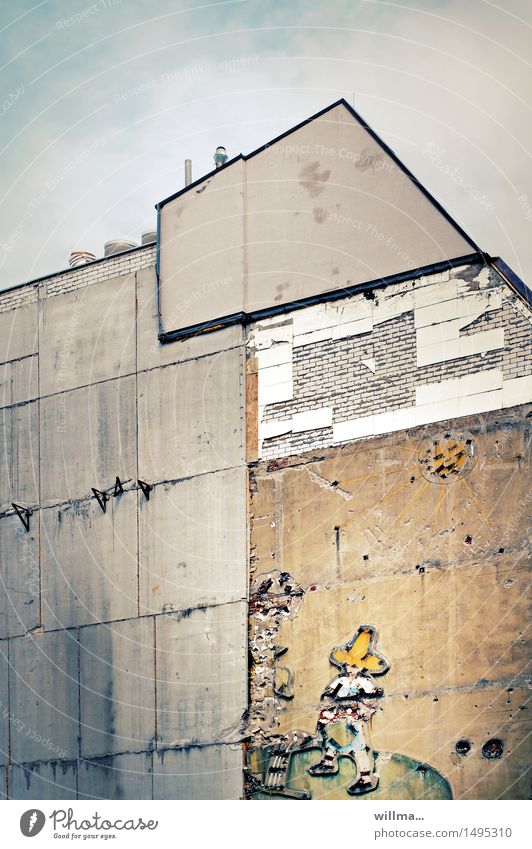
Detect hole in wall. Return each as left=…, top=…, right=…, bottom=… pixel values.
left=482, top=739, right=504, bottom=759
left=455, top=739, right=471, bottom=756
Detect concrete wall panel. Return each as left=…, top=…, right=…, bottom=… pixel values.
left=153, top=744, right=243, bottom=799
left=79, top=617, right=155, bottom=758
left=0, top=303, right=38, bottom=365
left=0, top=517, right=40, bottom=638
left=9, top=760, right=77, bottom=799
left=0, top=641, right=9, bottom=765
left=40, top=376, right=136, bottom=505
left=39, top=274, right=136, bottom=395
left=9, top=629, right=79, bottom=763
left=41, top=496, right=137, bottom=630
left=156, top=603, right=247, bottom=747
left=139, top=468, right=247, bottom=615
left=138, top=348, right=244, bottom=482
left=0, top=401, right=39, bottom=510
left=0, top=356, right=38, bottom=409
left=77, top=752, right=152, bottom=800
left=136, top=265, right=243, bottom=373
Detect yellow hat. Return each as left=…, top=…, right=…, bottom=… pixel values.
left=330, top=626, right=389, bottom=674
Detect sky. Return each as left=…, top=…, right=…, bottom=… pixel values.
left=0, top=0, right=531, bottom=290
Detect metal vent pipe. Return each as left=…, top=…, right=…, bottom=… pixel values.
left=69, top=250, right=96, bottom=268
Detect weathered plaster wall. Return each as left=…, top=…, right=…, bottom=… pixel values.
left=247, top=406, right=531, bottom=799
left=0, top=253, right=248, bottom=799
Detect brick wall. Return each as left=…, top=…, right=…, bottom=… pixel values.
left=251, top=262, right=532, bottom=461
left=0, top=245, right=156, bottom=314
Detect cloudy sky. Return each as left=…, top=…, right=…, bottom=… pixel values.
left=0, top=0, right=531, bottom=290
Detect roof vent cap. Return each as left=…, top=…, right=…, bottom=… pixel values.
left=104, top=239, right=137, bottom=257
left=214, top=146, right=228, bottom=168
left=69, top=250, right=96, bottom=268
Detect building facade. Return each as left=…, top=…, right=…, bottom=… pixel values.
left=0, top=101, right=530, bottom=799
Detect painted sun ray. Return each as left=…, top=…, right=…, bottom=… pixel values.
left=390, top=479, right=430, bottom=528
left=432, top=486, right=446, bottom=532
left=462, top=477, right=490, bottom=525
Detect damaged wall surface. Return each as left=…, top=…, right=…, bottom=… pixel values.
left=247, top=261, right=531, bottom=460
left=247, top=407, right=531, bottom=799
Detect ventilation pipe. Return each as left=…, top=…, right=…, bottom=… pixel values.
left=69, top=250, right=96, bottom=268
left=104, top=239, right=137, bottom=257
left=185, top=159, right=192, bottom=186
left=214, top=146, right=228, bottom=168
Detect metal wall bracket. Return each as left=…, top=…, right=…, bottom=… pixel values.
left=138, top=480, right=153, bottom=500
left=12, top=503, right=32, bottom=531
left=113, top=477, right=124, bottom=497
left=92, top=488, right=110, bottom=513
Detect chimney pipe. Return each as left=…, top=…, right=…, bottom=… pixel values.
left=185, top=159, right=192, bottom=186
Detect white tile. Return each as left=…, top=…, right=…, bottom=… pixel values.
left=333, top=415, right=374, bottom=443
left=362, top=357, right=376, bottom=373
left=256, top=340, right=293, bottom=369
left=414, top=280, right=458, bottom=310
left=292, top=302, right=335, bottom=336
left=251, top=322, right=293, bottom=349
left=332, top=316, right=373, bottom=340
left=259, top=361, right=292, bottom=388
left=417, top=338, right=461, bottom=367
left=458, top=390, right=502, bottom=417
left=459, top=328, right=504, bottom=358
left=415, top=297, right=461, bottom=329
left=292, top=407, right=332, bottom=433
left=417, top=328, right=503, bottom=366
left=502, top=375, right=532, bottom=408
left=373, top=407, right=417, bottom=435
left=336, top=297, right=372, bottom=324
left=416, top=319, right=462, bottom=348
left=293, top=326, right=333, bottom=347
left=260, top=419, right=293, bottom=441
left=415, top=370, right=502, bottom=406
left=414, top=290, right=501, bottom=329
left=373, top=290, right=414, bottom=325
left=460, top=368, right=503, bottom=396
left=259, top=378, right=293, bottom=407
left=415, top=398, right=460, bottom=426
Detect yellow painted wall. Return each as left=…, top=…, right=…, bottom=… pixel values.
left=248, top=406, right=531, bottom=799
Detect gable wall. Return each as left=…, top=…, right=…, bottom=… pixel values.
left=159, top=103, right=473, bottom=336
